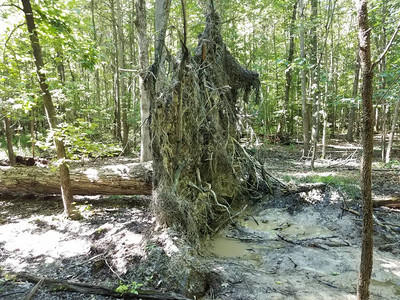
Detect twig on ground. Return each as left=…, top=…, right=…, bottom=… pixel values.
left=24, top=278, right=44, bottom=300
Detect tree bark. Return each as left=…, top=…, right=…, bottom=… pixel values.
left=0, top=162, right=152, bottom=196
left=110, top=0, right=122, bottom=142
left=117, top=0, right=129, bottom=153
left=347, top=54, right=361, bottom=142
left=385, top=98, right=400, bottom=163
left=21, top=0, right=75, bottom=217
left=310, top=0, right=319, bottom=170
left=3, top=116, right=16, bottom=166
left=90, top=0, right=102, bottom=114
left=356, top=1, right=374, bottom=299
left=283, top=0, right=298, bottom=135
left=135, top=0, right=152, bottom=162
left=379, top=3, right=387, bottom=163
left=299, top=0, right=310, bottom=155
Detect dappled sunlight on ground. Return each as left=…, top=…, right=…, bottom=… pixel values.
left=0, top=215, right=88, bottom=269
left=378, top=257, right=400, bottom=278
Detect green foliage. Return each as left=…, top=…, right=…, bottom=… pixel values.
left=115, top=281, right=143, bottom=295
left=74, top=202, right=93, bottom=217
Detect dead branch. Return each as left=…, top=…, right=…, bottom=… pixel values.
left=3, top=271, right=191, bottom=300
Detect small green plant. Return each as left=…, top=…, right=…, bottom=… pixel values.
left=115, top=281, right=143, bottom=295
left=73, top=202, right=93, bottom=217
left=0, top=278, right=5, bottom=292
left=286, top=143, right=296, bottom=151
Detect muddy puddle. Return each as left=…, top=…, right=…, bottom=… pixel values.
left=206, top=202, right=400, bottom=300
left=210, top=213, right=333, bottom=259
left=240, top=216, right=333, bottom=239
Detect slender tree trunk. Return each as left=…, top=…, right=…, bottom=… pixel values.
left=283, top=0, right=298, bottom=135
left=90, top=0, right=101, bottom=109
left=379, top=3, right=387, bottom=162
left=3, top=116, right=16, bottom=165
left=110, top=0, right=122, bottom=141
left=299, top=0, right=310, bottom=155
left=321, top=50, right=333, bottom=159
left=30, top=108, right=35, bottom=158
left=154, top=0, right=172, bottom=93
left=21, top=0, right=75, bottom=218
left=385, top=98, right=399, bottom=163
left=356, top=1, right=374, bottom=298
left=310, top=0, right=319, bottom=169
left=347, top=54, right=361, bottom=142
left=117, top=0, right=129, bottom=153
left=135, top=0, right=152, bottom=162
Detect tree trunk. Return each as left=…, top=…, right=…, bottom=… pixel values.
left=117, top=0, right=129, bottom=153
left=3, top=116, right=16, bottom=165
left=347, top=54, right=361, bottom=142
left=154, top=0, right=172, bottom=93
left=379, top=3, right=387, bottom=162
left=299, top=0, right=310, bottom=155
left=0, top=162, right=152, bottom=196
left=135, top=0, right=153, bottom=162
left=21, top=0, right=75, bottom=217
left=385, top=98, right=399, bottom=163
left=310, top=0, right=320, bottom=170
left=90, top=0, right=102, bottom=113
left=30, top=108, right=36, bottom=158
left=282, top=0, right=298, bottom=135
left=110, top=0, right=122, bottom=141
left=356, top=1, right=374, bottom=299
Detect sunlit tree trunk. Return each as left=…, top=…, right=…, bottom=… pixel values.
left=356, top=1, right=374, bottom=298
left=117, top=0, right=129, bottom=153
left=299, top=0, right=310, bottom=155
left=154, top=0, right=172, bottom=93
left=90, top=0, right=101, bottom=110
left=135, top=0, right=151, bottom=162
left=385, top=98, right=399, bottom=163
left=310, top=0, right=319, bottom=169
left=21, top=0, right=75, bottom=218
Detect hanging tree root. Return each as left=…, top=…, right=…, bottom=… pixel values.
left=150, top=3, right=285, bottom=243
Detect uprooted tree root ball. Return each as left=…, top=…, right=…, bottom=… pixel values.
left=150, top=5, right=284, bottom=243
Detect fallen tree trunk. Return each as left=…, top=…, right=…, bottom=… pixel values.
left=0, top=162, right=152, bottom=196
left=373, top=199, right=400, bottom=209
left=2, top=271, right=191, bottom=300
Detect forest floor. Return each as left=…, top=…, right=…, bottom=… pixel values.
left=0, top=140, right=400, bottom=299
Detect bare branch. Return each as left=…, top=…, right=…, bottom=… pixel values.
left=2, top=22, right=25, bottom=61
left=372, top=20, right=400, bottom=70
left=0, top=3, right=24, bottom=11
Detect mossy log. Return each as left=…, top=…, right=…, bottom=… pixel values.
left=0, top=162, right=152, bottom=196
